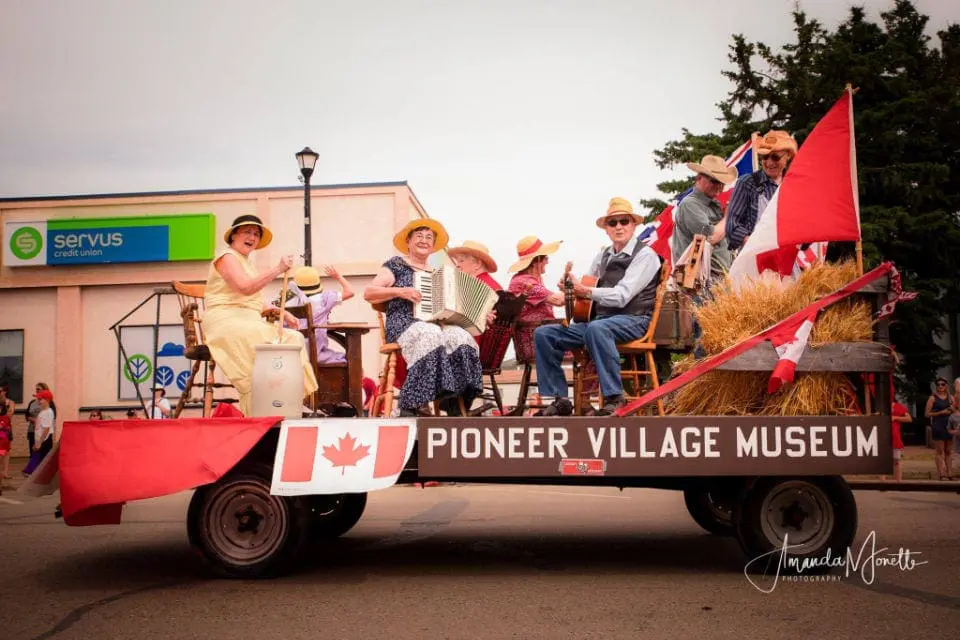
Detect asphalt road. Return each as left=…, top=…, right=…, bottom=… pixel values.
left=1, top=484, right=958, bottom=640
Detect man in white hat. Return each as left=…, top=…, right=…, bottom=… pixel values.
left=150, top=386, right=171, bottom=419
left=533, top=197, right=662, bottom=417
left=671, top=155, right=738, bottom=283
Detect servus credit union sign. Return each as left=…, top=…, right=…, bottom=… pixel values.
left=3, top=213, right=215, bottom=267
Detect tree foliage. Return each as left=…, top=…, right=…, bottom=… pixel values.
left=643, top=0, right=960, bottom=403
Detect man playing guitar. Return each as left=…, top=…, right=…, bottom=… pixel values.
left=533, top=197, right=662, bottom=416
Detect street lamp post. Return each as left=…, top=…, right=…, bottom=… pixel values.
left=295, top=146, right=319, bottom=266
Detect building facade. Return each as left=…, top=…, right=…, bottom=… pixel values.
left=0, top=181, right=429, bottom=456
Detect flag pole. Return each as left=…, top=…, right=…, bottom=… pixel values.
left=844, top=83, right=863, bottom=276
left=750, top=132, right=760, bottom=172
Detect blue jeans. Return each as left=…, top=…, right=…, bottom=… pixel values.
left=534, top=314, right=650, bottom=399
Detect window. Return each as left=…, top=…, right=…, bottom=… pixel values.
left=0, top=330, right=25, bottom=403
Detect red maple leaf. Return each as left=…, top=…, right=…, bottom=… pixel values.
left=322, top=433, right=370, bottom=475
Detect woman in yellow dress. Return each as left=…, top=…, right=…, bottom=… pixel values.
left=202, top=214, right=319, bottom=416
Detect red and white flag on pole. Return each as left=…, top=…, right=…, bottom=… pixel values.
left=271, top=418, right=417, bottom=496
left=729, top=88, right=861, bottom=286
left=767, top=308, right=819, bottom=393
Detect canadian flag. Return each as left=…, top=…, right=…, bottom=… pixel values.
left=729, top=89, right=861, bottom=287
left=767, top=309, right=819, bottom=393
left=271, top=418, right=417, bottom=496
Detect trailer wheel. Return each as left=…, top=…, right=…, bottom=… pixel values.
left=683, top=485, right=736, bottom=536
left=187, top=464, right=311, bottom=579
left=734, top=477, right=857, bottom=575
left=308, top=493, right=368, bottom=539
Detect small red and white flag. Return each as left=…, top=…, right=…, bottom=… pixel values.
left=877, top=265, right=918, bottom=319
left=730, top=88, right=861, bottom=287
left=767, top=309, right=819, bottom=393
left=271, top=418, right=417, bottom=496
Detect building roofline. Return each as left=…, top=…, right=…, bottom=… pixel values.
left=0, top=180, right=411, bottom=204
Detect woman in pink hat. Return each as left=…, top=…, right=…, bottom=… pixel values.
left=507, top=236, right=565, bottom=362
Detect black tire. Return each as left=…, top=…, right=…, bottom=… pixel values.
left=734, top=476, right=857, bottom=575
left=307, top=493, right=368, bottom=539
left=683, top=484, right=737, bottom=536
left=187, top=463, right=312, bottom=579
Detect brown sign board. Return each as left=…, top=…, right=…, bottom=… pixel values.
left=417, top=416, right=891, bottom=477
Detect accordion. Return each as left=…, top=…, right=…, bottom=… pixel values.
left=412, top=265, right=500, bottom=336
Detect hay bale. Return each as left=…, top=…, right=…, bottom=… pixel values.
left=667, top=261, right=872, bottom=416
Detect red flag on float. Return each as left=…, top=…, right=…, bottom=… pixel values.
left=767, top=308, right=819, bottom=393
left=729, top=88, right=861, bottom=285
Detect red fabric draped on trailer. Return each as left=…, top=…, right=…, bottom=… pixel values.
left=58, top=417, right=280, bottom=526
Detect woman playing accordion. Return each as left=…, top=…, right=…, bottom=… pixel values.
left=364, top=219, right=483, bottom=417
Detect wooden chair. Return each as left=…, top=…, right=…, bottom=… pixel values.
left=370, top=312, right=403, bottom=418
left=171, top=281, right=234, bottom=418
left=572, top=260, right=671, bottom=416
left=475, top=291, right=526, bottom=416
left=284, top=301, right=320, bottom=411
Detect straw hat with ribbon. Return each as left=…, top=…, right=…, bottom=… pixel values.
left=686, top=155, right=739, bottom=185
left=223, top=214, right=273, bottom=249
left=393, top=218, right=449, bottom=254
left=595, top=197, right=644, bottom=228
left=756, top=130, right=798, bottom=157
left=508, top=236, right=563, bottom=273
left=293, top=266, right=323, bottom=295
left=448, top=240, right=498, bottom=273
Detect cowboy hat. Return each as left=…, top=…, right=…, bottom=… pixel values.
left=595, top=197, right=644, bottom=228
left=293, top=266, right=323, bottom=295
left=223, top=214, right=273, bottom=249
left=508, top=236, right=563, bottom=273
left=756, top=130, right=798, bottom=157
left=448, top=240, right=498, bottom=273
left=392, top=218, right=449, bottom=254
left=685, top=155, right=739, bottom=185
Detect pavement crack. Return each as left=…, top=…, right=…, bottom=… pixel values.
left=27, top=580, right=192, bottom=640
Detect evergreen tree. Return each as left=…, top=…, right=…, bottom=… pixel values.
left=643, top=0, right=960, bottom=404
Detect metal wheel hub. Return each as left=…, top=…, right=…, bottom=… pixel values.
left=205, top=480, right=290, bottom=566
left=760, top=481, right=833, bottom=554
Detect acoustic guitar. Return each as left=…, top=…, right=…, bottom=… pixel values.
left=562, top=261, right=597, bottom=324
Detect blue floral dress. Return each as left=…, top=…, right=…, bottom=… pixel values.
left=383, top=256, right=482, bottom=412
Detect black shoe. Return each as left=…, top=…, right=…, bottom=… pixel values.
left=595, top=395, right=626, bottom=416
left=399, top=408, right=418, bottom=417
left=535, top=397, right=573, bottom=417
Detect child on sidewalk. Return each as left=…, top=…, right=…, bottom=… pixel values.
left=889, top=401, right=912, bottom=482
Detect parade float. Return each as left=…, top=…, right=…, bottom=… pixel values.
left=20, top=88, right=956, bottom=580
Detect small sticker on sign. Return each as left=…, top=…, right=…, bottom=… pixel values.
left=559, top=459, right=606, bottom=476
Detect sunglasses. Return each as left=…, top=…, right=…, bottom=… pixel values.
left=606, top=218, right=634, bottom=228
left=762, top=153, right=784, bottom=162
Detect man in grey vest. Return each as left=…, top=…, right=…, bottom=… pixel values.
left=533, top=197, right=662, bottom=416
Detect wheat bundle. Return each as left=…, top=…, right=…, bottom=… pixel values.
left=666, top=261, right=873, bottom=416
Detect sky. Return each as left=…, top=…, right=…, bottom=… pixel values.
left=1, top=0, right=957, bottom=286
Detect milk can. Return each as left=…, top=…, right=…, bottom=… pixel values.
left=251, top=344, right=304, bottom=418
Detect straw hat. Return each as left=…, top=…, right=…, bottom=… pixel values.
left=595, top=197, right=644, bottom=228
left=392, top=218, right=449, bottom=254
left=756, top=130, right=798, bottom=157
left=448, top=240, right=498, bottom=273
left=685, top=155, right=739, bottom=185
left=508, top=236, right=563, bottom=273
left=223, top=214, right=273, bottom=249
left=293, top=266, right=323, bottom=295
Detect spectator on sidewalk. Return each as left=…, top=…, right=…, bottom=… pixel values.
left=25, top=382, right=55, bottom=453
left=948, top=409, right=960, bottom=477
left=889, top=401, right=912, bottom=483
left=23, top=389, right=56, bottom=476
left=150, top=387, right=172, bottom=419
left=0, top=383, right=13, bottom=480
left=925, top=377, right=954, bottom=480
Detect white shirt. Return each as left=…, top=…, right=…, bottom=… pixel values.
left=37, top=407, right=55, bottom=442
left=151, top=398, right=171, bottom=419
